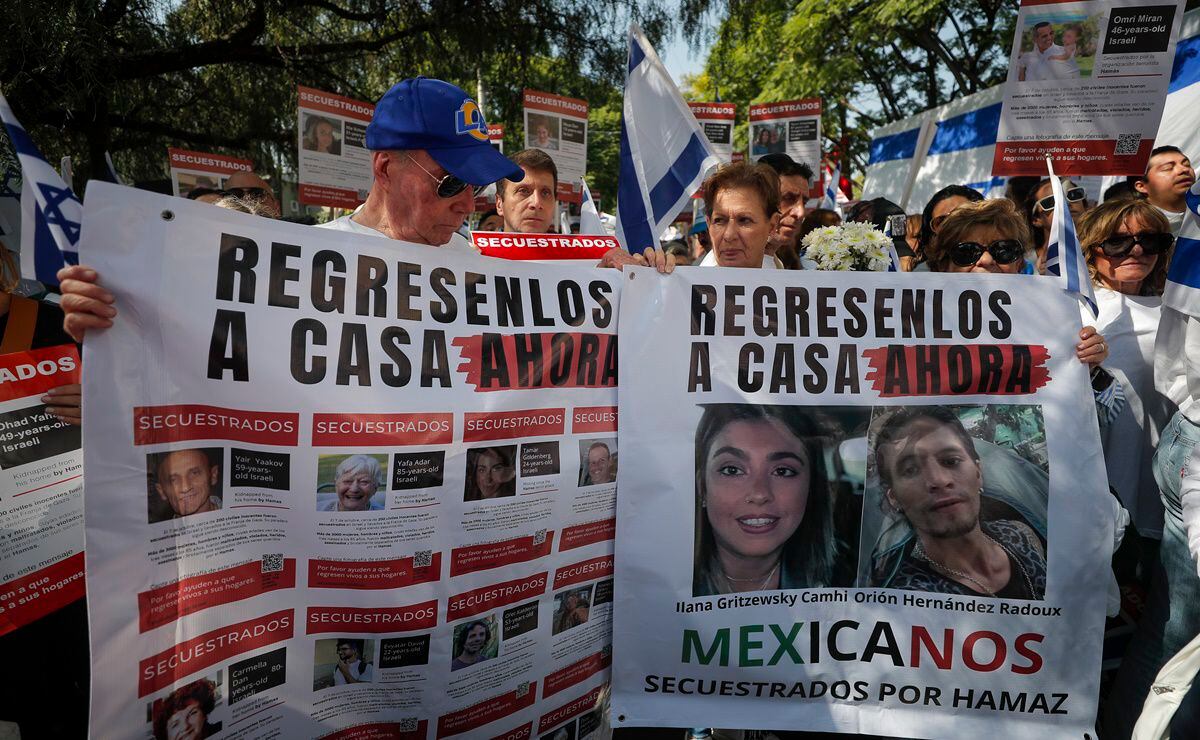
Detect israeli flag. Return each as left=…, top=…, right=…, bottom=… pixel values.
left=0, top=92, right=79, bottom=285
left=616, top=24, right=721, bottom=254
left=579, top=179, right=606, bottom=236
left=820, top=165, right=840, bottom=210
left=1162, top=180, right=1200, bottom=319
left=1043, top=157, right=1098, bottom=316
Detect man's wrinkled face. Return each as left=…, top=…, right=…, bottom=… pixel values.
left=772, top=174, right=810, bottom=248
left=386, top=150, right=474, bottom=245
left=156, top=450, right=219, bottom=517
left=497, top=167, right=556, bottom=233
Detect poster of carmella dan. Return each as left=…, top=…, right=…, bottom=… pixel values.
left=993, top=0, right=1187, bottom=175
left=747, top=99, right=822, bottom=169
left=79, top=183, right=618, bottom=739
left=297, top=85, right=375, bottom=209
left=611, top=266, right=1112, bottom=738
left=523, top=89, right=589, bottom=203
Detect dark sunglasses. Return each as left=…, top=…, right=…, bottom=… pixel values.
left=1035, top=187, right=1086, bottom=212
left=949, top=239, right=1025, bottom=267
left=404, top=152, right=486, bottom=199
left=1095, top=231, right=1174, bottom=258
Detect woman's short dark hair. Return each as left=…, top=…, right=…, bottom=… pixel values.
left=693, top=404, right=834, bottom=594
left=702, top=163, right=780, bottom=220
left=919, top=185, right=985, bottom=254
left=455, top=619, right=491, bottom=655
left=873, top=406, right=979, bottom=490
left=152, top=679, right=217, bottom=740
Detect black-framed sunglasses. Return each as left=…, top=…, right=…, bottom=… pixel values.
left=1095, top=231, right=1174, bottom=258
left=404, top=152, right=486, bottom=199
left=949, top=239, right=1025, bottom=267
left=1035, top=187, right=1086, bottom=212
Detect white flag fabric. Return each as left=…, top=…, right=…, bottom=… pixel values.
left=579, top=179, right=606, bottom=236
left=1043, top=158, right=1097, bottom=316
left=0, top=92, right=80, bottom=285
left=615, top=24, right=721, bottom=253
left=1163, top=180, right=1200, bottom=319
left=821, top=164, right=840, bottom=210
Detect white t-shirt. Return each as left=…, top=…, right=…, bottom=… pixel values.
left=699, top=251, right=780, bottom=269
left=1156, top=309, right=1200, bottom=424
left=1157, top=206, right=1187, bottom=237
left=318, top=212, right=476, bottom=253
left=1090, top=287, right=1171, bottom=536
left=332, top=659, right=372, bottom=685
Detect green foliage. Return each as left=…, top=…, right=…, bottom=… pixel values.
left=684, top=0, right=1020, bottom=191
left=0, top=0, right=668, bottom=197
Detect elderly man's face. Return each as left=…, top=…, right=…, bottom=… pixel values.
left=1035, top=25, right=1054, bottom=51
left=383, top=150, right=474, bottom=246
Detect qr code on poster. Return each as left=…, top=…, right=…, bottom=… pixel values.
left=516, top=681, right=531, bottom=698
left=398, top=717, right=418, bottom=732
left=533, top=529, right=547, bottom=546
left=414, top=550, right=433, bottom=568
left=261, top=554, right=284, bottom=573
left=1115, top=134, right=1141, bottom=155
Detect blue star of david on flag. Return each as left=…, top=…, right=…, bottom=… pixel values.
left=0, top=92, right=81, bottom=285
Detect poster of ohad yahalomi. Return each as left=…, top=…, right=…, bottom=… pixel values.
left=993, top=0, right=1187, bottom=175
left=611, top=267, right=1112, bottom=738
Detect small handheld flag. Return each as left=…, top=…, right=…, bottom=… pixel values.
left=1042, top=156, right=1097, bottom=316
left=579, top=179, right=606, bottom=236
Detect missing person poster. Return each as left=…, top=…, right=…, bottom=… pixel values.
left=0, top=344, right=83, bottom=635
left=611, top=267, right=1112, bottom=738
left=297, top=85, right=375, bottom=209
left=747, top=99, right=822, bottom=169
left=523, top=90, right=589, bottom=204
left=81, top=184, right=617, bottom=738
left=688, top=103, right=737, bottom=163
left=168, top=148, right=254, bottom=198
left=471, top=232, right=619, bottom=261
left=993, top=0, right=1187, bottom=175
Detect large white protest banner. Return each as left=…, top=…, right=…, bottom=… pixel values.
left=168, top=148, right=254, bottom=198
left=524, top=90, right=588, bottom=204
left=748, top=99, right=822, bottom=169
left=994, top=0, right=1188, bottom=176
left=81, top=183, right=617, bottom=739
left=611, top=266, right=1112, bottom=737
left=0, top=344, right=83, bottom=635
left=297, top=86, right=375, bottom=210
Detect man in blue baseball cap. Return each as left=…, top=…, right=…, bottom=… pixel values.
left=319, top=77, right=522, bottom=250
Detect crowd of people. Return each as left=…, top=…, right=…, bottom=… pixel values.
left=0, top=72, right=1197, bottom=739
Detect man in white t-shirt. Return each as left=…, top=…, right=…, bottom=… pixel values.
left=1136, top=145, right=1196, bottom=236
left=1018, top=22, right=1060, bottom=82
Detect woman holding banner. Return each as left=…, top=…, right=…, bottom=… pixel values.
left=692, top=404, right=835, bottom=596
left=697, top=162, right=783, bottom=270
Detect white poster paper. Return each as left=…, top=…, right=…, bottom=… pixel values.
left=523, top=90, right=588, bottom=204
left=0, top=344, right=83, bottom=635
left=611, top=266, right=1112, bottom=738
left=81, top=184, right=618, bottom=739
left=297, top=86, right=375, bottom=209
left=994, top=0, right=1187, bottom=175
left=747, top=99, right=822, bottom=170
left=688, top=103, right=737, bottom=163
left=168, top=148, right=253, bottom=198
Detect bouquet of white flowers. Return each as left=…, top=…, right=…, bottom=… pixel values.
left=800, top=221, right=893, bottom=271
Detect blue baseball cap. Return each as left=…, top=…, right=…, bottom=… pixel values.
left=366, top=77, right=522, bottom=186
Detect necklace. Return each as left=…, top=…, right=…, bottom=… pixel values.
left=718, top=560, right=780, bottom=591
left=914, top=534, right=1036, bottom=598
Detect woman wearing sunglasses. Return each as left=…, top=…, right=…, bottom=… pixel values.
left=1076, top=199, right=1174, bottom=541
left=1025, top=177, right=1088, bottom=269
left=925, top=198, right=1109, bottom=370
